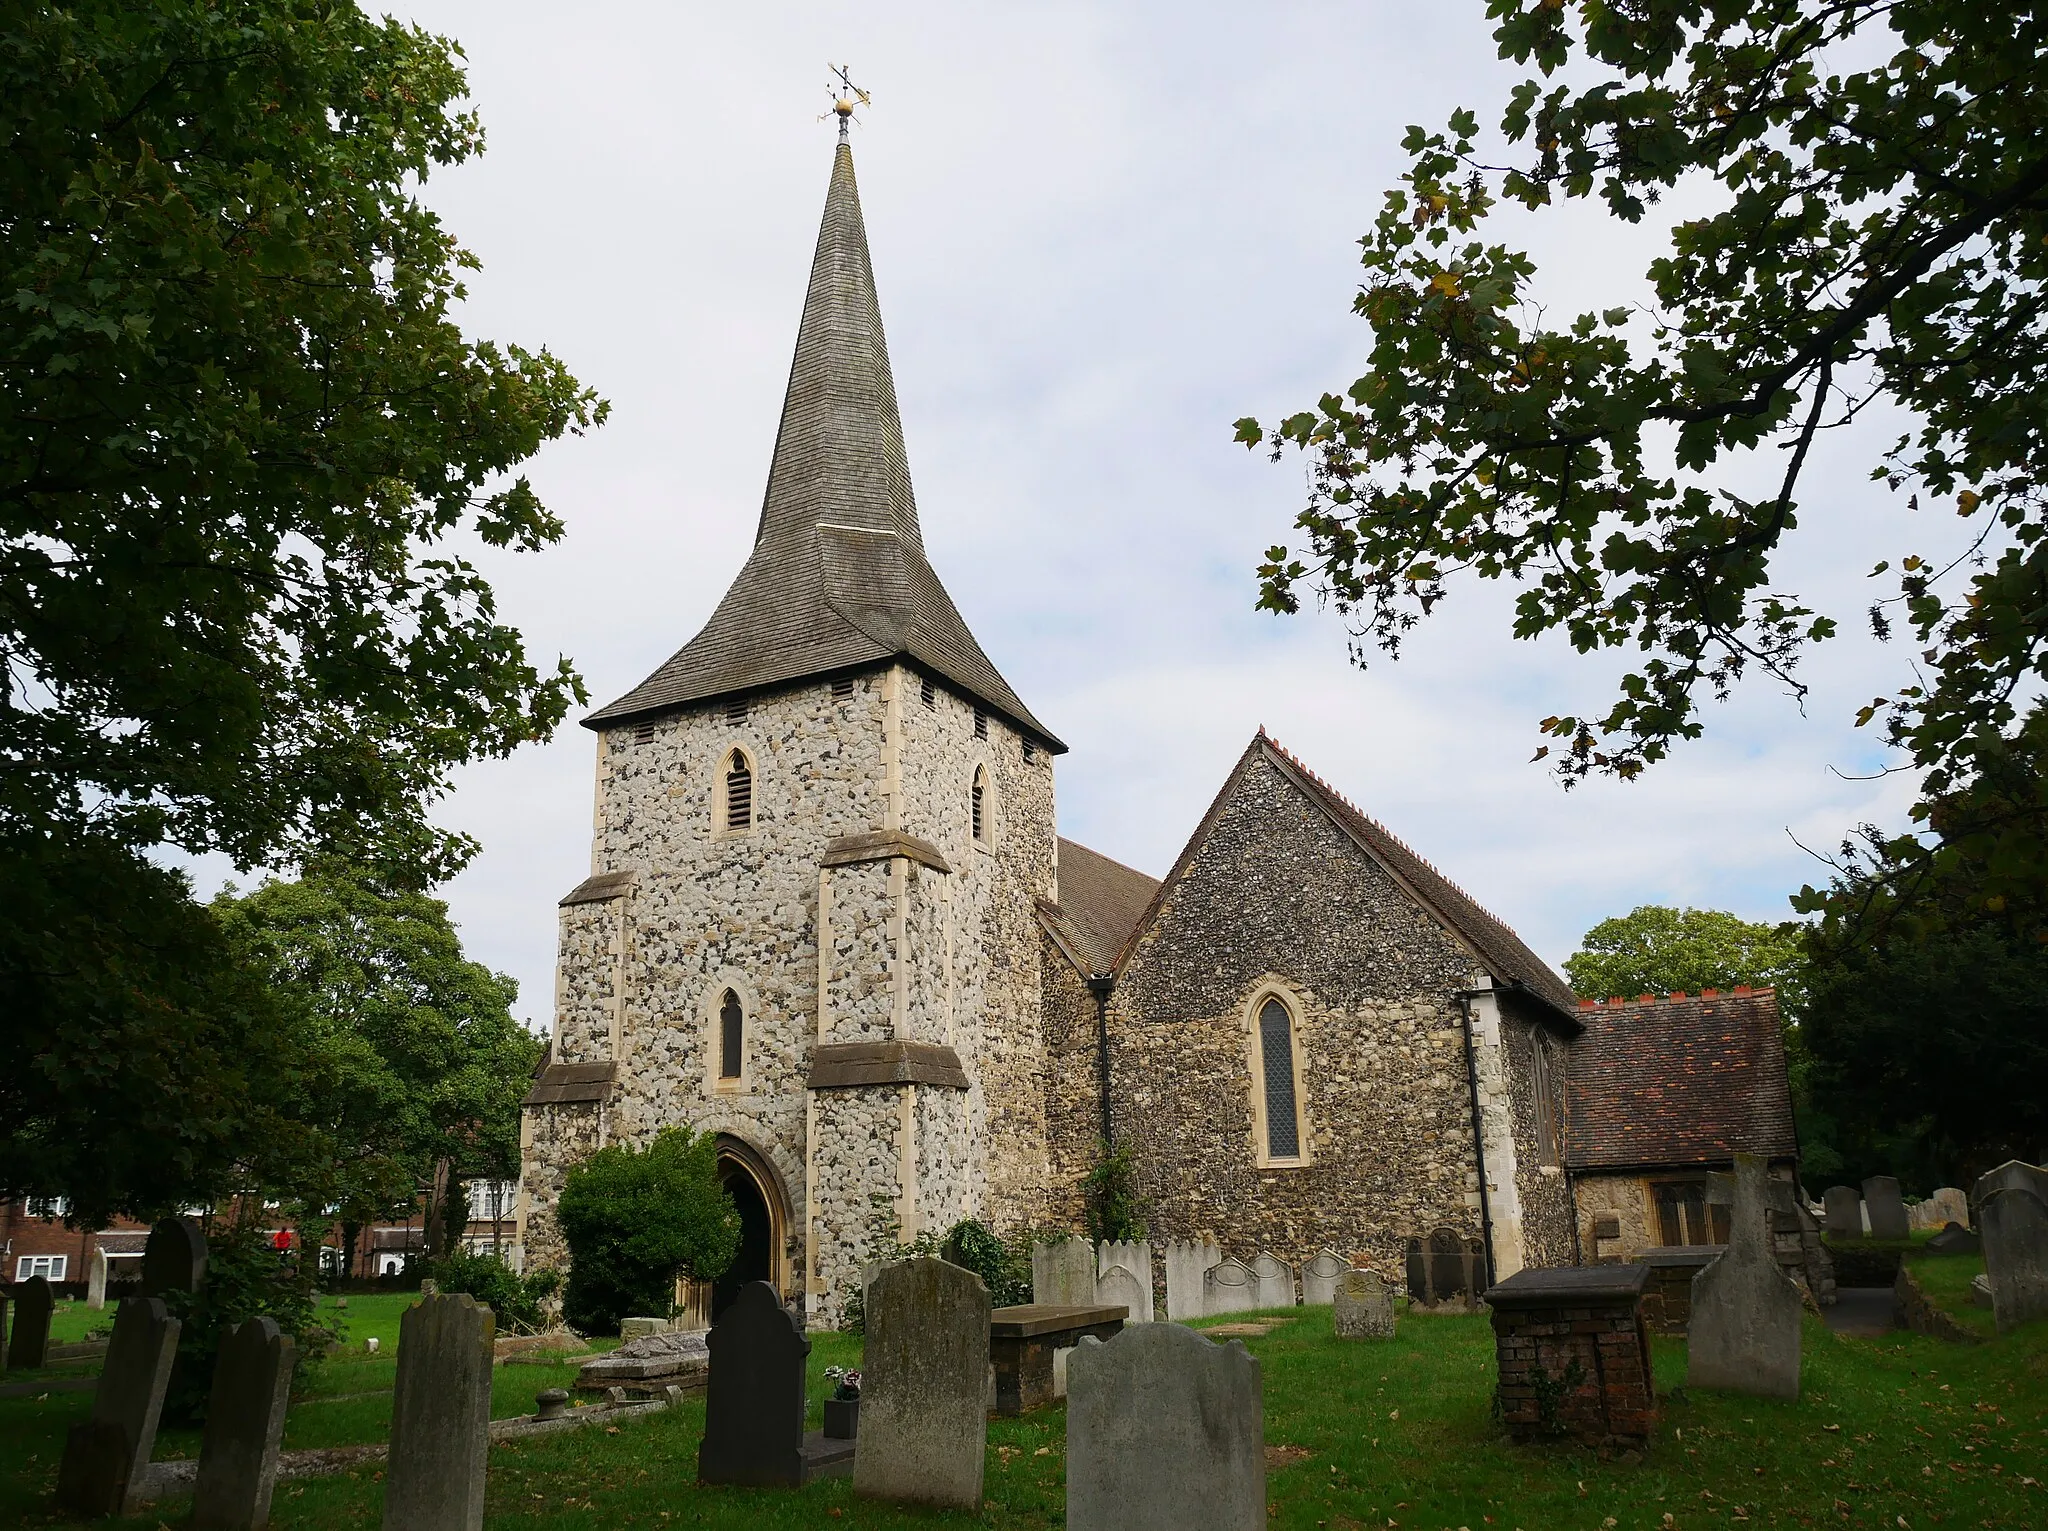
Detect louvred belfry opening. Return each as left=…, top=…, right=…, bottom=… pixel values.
left=583, top=140, right=1063, bottom=756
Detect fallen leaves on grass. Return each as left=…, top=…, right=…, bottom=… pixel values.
left=1267, top=1444, right=1313, bottom=1468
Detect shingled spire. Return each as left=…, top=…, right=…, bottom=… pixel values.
left=585, top=142, right=1061, bottom=749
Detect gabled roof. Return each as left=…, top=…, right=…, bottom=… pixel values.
left=1039, top=838, right=1163, bottom=976
left=1114, top=731, right=1577, bottom=1021
left=1564, top=989, right=1797, bottom=1171
left=585, top=142, right=1061, bottom=750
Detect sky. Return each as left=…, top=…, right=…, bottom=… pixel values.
left=349, top=0, right=1945, bottom=1029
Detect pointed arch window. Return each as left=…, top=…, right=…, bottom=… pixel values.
left=723, top=749, right=753, bottom=831
left=718, top=989, right=743, bottom=1080
left=971, top=765, right=989, bottom=845
left=1248, top=991, right=1310, bottom=1166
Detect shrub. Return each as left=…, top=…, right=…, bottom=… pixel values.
left=942, top=1218, right=1033, bottom=1307
left=1082, top=1141, right=1148, bottom=1245
left=162, top=1216, right=340, bottom=1425
left=427, top=1248, right=560, bottom=1332
left=557, top=1128, right=738, bottom=1334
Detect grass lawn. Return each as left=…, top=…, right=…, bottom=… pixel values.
left=3, top=1291, right=2044, bottom=1528
left=1907, top=1250, right=1997, bottom=1340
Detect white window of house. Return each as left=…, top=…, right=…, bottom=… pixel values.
left=1247, top=990, right=1311, bottom=1166
left=377, top=1253, right=406, bottom=1276
left=25, top=1195, right=68, bottom=1219
left=721, top=747, right=755, bottom=833
left=16, top=1254, right=67, bottom=1281
left=466, top=1180, right=514, bottom=1223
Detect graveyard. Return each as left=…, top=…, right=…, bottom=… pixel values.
left=2, top=1240, right=2044, bottom=1530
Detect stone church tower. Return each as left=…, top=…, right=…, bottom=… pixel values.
left=517, top=138, right=1066, bottom=1327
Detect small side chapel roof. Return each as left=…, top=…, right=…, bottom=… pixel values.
left=1111, top=731, right=1578, bottom=1020
left=584, top=140, right=1061, bottom=751
left=1039, top=838, right=1163, bottom=976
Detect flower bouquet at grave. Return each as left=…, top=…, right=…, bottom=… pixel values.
left=824, top=1365, right=862, bottom=1401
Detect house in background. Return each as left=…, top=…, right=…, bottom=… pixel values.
left=1, top=1199, right=151, bottom=1294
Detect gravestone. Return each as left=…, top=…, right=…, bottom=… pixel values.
left=1301, top=1252, right=1348, bottom=1307
left=1974, top=1160, right=2048, bottom=1334
left=698, top=1281, right=852, bottom=1486
left=1927, top=1221, right=1982, bottom=1255
left=1862, top=1176, right=1911, bottom=1242
left=0, top=1291, right=9, bottom=1368
left=7, top=1275, right=53, bottom=1370
left=55, top=1295, right=180, bottom=1517
left=1162, top=1239, right=1221, bottom=1321
left=193, top=1317, right=295, bottom=1530
left=1333, top=1268, right=1395, bottom=1339
left=1067, top=1321, right=1263, bottom=1531
left=1251, top=1253, right=1295, bottom=1308
left=1202, top=1257, right=1259, bottom=1316
left=854, top=1257, right=990, bottom=1510
left=142, top=1217, right=208, bottom=1298
left=1822, top=1185, right=1863, bottom=1240
left=1687, top=1154, right=1801, bottom=1400
left=1097, top=1240, right=1153, bottom=1322
left=87, top=1247, right=109, bottom=1311
left=1911, top=1188, right=1970, bottom=1231
left=383, top=1294, right=494, bottom=1531
left=619, top=1316, right=671, bottom=1341
left=1096, top=1263, right=1148, bottom=1324
left=1031, top=1239, right=1097, bottom=1307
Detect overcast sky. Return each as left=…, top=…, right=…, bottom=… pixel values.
left=359, top=1, right=1939, bottom=1028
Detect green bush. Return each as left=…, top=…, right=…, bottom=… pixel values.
left=163, top=1217, right=340, bottom=1425
left=943, top=1218, right=1033, bottom=1307
left=557, top=1128, right=738, bottom=1335
left=427, top=1247, right=560, bottom=1332
left=1082, top=1141, right=1148, bottom=1245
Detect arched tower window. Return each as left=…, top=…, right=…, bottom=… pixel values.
left=718, top=989, right=743, bottom=1080
left=723, top=749, right=753, bottom=831
left=971, top=765, right=989, bottom=844
left=1257, top=996, right=1302, bottom=1160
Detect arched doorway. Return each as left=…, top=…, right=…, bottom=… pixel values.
left=711, top=1136, right=788, bottom=1320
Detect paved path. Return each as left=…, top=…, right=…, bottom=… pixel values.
left=1823, top=1286, right=1899, bottom=1336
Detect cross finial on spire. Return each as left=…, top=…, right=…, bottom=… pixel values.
left=825, top=63, right=870, bottom=142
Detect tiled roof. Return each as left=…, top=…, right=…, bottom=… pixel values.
left=1564, top=989, right=1798, bottom=1170
left=585, top=142, right=1061, bottom=751
left=1254, top=733, right=1578, bottom=1018
left=1040, top=838, right=1162, bottom=975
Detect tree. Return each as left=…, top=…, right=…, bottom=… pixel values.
left=0, top=2, right=601, bottom=1214
left=214, top=861, right=543, bottom=1255
left=1239, top=2, right=2048, bottom=915
left=556, top=1130, right=739, bottom=1335
left=1565, top=905, right=1805, bottom=1005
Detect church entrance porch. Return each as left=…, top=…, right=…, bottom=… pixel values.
left=712, top=1135, right=789, bottom=1320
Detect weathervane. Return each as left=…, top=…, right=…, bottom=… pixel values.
left=823, top=63, right=871, bottom=141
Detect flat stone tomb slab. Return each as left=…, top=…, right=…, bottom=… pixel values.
left=383, top=1294, right=494, bottom=1531
left=855, top=1258, right=990, bottom=1510
left=699, top=1281, right=852, bottom=1487
left=1066, top=1322, right=1265, bottom=1531
left=194, top=1316, right=296, bottom=1530
left=56, top=1295, right=180, bottom=1518
left=988, top=1304, right=1127, bottom=1416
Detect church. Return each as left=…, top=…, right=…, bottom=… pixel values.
left=514, top=133, right=1799, bottom=1328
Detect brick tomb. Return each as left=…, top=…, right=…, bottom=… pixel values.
left=1485, top=1265, right=1655, bottom=1452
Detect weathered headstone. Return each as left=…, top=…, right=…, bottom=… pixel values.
left=55, top=1295, right=180, bottom=1517
left=619, top=1316, right=671, bottom=1341
left=1031, top=1239, right=1097, bottom=1307
left=1251, top=1252, right=1295, bottom=1309
left=1911, top=1188, right=1971, bottom=1231
left=1097, top=1240, right=1153, bottom=1322
left=1688, top=1154, right=1801, bottom=1400
left=1300, top=1251, right=1348, bottom=1306
left=1926, top=1221, right=1982, bottom=1255
left=1332, top=1268, right=1395, bottom=1339
left=1096, top=1263, right=1148, bottom=1323
left=383, top=1294, right=494, bottom=1531
left=1975, top=1160, right=2048, bottom=1334
left=1066, top=1321, right=1264, bottom=1531
left=1862, top=1176, right=1911, bottom=1242
left=854, top=1257, right=990, bottom=1510
left=535, top=1388, right=569, bottom=1421
left=193, top=1317, right=295, bottom=1530
left=1202, top=1257, right=1259, bottom=1315
left=1162, top=1238, right=1221, bottom=1321
left=7, top=1275, right=53, bottom=1370
left=1822, top=1185, right=1864, bottom=1240
left=142, top=1217, right=208, bottom=1298
left=87, top=1247, right=109, bottom=1311
left=699, top=1280, right=852, bottom=1486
